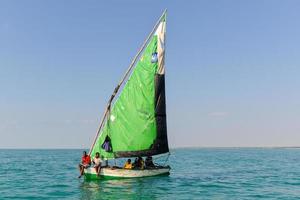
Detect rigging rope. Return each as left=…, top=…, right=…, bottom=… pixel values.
left=153, top=152, right=170, bottom=167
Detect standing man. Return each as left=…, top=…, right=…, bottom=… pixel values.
left=78, top=151, right=91, bottom=178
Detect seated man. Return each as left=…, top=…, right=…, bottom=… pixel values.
left=123, top=159, right=133, bottom=169
left=78, top=151, right=91, bottom=178
left=133, top=158, right=138, bottom=169
left=92, top=152, right=102, bottom=176
left=136, top=156, right=144, bottom=170
left=145, top=156, right=155, bottom=168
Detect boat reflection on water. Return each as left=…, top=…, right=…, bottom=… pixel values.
left=79, top=176, right=170, bottom=200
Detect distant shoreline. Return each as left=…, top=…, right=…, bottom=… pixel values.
left=1, top=146, right=300, bottom=150
left=171, top=146, right=300, bottom=149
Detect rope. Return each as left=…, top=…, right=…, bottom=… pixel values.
left=153, top=152, right=170, bottom=167
left=162, top=152, right=170, bottom=166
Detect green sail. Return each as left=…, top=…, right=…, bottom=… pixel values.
left=91, top=35, right=160, bottom=159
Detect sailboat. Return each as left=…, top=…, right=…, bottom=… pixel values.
left=84, top=10, right=170, bottom=179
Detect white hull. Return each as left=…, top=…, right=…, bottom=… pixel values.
left=84, top=166, right=170, bottom=179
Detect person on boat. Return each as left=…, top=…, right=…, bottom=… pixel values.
left=102, top=135, right=112, bottom=152
left=135, top=156, right=144, bottom=169
left=145, top=156, right=155, bottom=168
left=78, top=151, right=91, bottom=178
left=133, top=157, right=138, bottom=168
left=123, top=159, right=133, bottom=169
left=92, top=152, right=102, bottom=176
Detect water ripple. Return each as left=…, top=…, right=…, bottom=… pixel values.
left=1, top=148, right=300, bottom=199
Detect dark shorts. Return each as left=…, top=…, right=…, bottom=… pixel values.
left=79, top=163, right=90, bottom=168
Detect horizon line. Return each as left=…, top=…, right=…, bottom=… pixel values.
left=0, top=146, right=299, bottom=150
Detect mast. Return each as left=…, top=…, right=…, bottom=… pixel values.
left=89, top=10, right=167, bottom=155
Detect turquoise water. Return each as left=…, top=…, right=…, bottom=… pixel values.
left=1, top=148, right=300, bottom=199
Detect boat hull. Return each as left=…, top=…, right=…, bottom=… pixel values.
left=84, top=166, right=170, bottom=180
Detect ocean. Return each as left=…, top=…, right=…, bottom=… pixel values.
left=0, top=148, right=299, bottom=199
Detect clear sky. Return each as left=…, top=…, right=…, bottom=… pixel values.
left=1, top=0, right=300, bottom=148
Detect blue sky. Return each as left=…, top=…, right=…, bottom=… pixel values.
left=1, top=0, right=300, bottom=148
